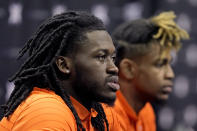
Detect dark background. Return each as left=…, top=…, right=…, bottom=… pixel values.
left=0, top=0, right=197, bottom=131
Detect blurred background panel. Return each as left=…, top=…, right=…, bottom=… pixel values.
left=0, top=0, right=196, bottom=130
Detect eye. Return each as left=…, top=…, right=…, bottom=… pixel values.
left=96, top=55, right=107, bottom=62
left=111, top=55, right=116, bottom=63
left=155, top=60, right=168, bottom=68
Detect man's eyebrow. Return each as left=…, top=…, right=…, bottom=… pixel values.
left=156, top=57, right=173, bottom=64
left=96, top=49, right=116, bottom=54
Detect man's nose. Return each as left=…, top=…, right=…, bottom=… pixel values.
left=165, top=65, right=175, bottom=80
left=106, top=58, right=119, bottom=75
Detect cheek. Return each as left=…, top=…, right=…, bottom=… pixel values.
left=139, top=68, right=162, bottom=87
left=88, top=68, right=106, bottom=80
left=87, top=63, right=107, bottom=78
left=147, top=72, right=164, bottom=93
left=75, top=59, right=107, bottom=82
left=79, top=66, right=106, bottom=84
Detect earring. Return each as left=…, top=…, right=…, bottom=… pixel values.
left=65, top=70, right=70, bottom=74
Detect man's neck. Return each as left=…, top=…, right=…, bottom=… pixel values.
left=61, top=80, right=93, bottom=111
left=119, top=78, right=146, bottom=114
left=71, top=94, right=93, bottom=111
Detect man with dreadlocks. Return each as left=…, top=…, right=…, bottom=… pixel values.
left=112, top=11, right=189, bottom=131
left=0, top=11, right=121, bottom=131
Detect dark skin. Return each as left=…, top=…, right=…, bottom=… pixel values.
left=119, top=43, right=174, bottom=113
left=56, top=30, right=119, bottom=110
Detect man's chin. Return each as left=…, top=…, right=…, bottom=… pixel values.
left=153, top=97, right=169, bottom=105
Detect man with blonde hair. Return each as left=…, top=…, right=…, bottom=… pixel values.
left=112, top=11, right=189, bottom=131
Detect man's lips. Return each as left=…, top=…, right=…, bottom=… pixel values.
left=106, top=76, right=120, bottom=91
left=162, top=85, right=173, bottom=94
left=107, top=82, right=120, bottom=91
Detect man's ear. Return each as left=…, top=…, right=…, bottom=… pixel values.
left=55, top=56, right=72, bottom=74
left=119, top=58, right=138, bottom=80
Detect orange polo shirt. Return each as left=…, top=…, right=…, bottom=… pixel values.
left=0, top=87, right=120, bottom=131
left=114, top=91, right=156, bottom=131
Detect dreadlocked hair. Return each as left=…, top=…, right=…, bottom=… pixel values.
left=150, top=11, right=189, bottom=49
left=2, top=11, right=109, bottom=131
left=91, top=103, right=109, bottom=131
left=112, top=11, right=190, bottom=66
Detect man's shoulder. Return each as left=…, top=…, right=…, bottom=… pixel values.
left=25, top=88, right=66, bottom=107
left=7, top=88, right=77, bottom=130
left=21, top=88, right=74, bottom=119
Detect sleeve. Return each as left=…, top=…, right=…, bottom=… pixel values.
left=12, top=97, right=76, bottom=131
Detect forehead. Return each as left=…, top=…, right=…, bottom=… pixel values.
left=151, top=43, right=173, bottom=59
left=148, top=43, right=162, bottom=57
left=78, top=30, right=115, bottom=53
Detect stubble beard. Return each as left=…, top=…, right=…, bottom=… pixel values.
left=72, top=70, right=115, bottom=107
